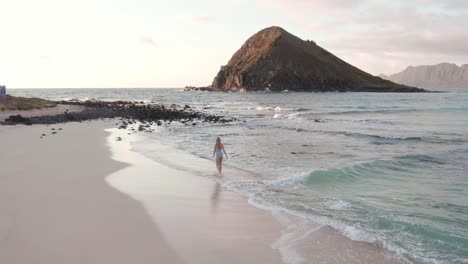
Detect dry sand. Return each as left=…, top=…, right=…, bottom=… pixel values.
left=0, top=121, right=185, bottom=264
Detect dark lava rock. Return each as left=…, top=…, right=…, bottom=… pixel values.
left=5, top=115, right=32, bottom=125
left=1, top=100, right=236, bottom=126
left=3, top=101, right=235, bottom=127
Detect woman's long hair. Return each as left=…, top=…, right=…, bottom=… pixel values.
left=215, top=137, right=222, bottom=150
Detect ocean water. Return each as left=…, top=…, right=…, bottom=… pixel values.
left=10, top=88, right=468, bottom=263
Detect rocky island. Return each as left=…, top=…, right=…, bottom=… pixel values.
left=186, top=26, right=425, bottom=92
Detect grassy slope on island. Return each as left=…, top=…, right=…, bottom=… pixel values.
left=0, top=95, right=57, bottom=111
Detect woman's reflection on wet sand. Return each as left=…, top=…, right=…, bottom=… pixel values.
left=211, top=182, right=221, bottom=213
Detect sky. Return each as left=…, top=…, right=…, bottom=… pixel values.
left=1, top=0, right=467, bottom=88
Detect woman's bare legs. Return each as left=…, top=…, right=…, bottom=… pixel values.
left=216, top=157, right=223, bottom=175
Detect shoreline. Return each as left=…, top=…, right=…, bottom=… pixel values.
left=0, top=120, right=405, bottom=263
left=106, top=128, right=285, bottom=263
left=106, top=125, right=405, bottom=264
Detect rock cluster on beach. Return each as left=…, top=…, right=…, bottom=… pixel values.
left=1, top=100, right=235, bottom=130
left=186, top=26, right=426, bottom=92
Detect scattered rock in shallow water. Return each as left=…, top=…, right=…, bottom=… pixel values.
left=41, top=134, right=46, bottom=137
left=51, top=132, right=57, bottom=134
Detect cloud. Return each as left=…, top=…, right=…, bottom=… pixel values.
left=177, top=16, right=216, bottom=25
left=262, top=0, right=468, bottom=74
left=140, top=36, right=157, bottom=48
left=413, top=0, right=468, bottom=11
left=257, top=0, right=364, bottom=14
left=324, top=2, right=468, bottom=55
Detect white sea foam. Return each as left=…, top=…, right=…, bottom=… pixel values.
left=270, top=212, right=321, bottom=264
left=287, top=112, right=302, bottom=119
left=324, top=197, right=352, bottom=210
left=256, top=106, right=273, bottom=110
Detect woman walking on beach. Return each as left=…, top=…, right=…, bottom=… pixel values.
left=213, top=137, right=228, bottom=176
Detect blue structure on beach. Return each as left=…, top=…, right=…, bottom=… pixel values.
left=0, top=85, right=6, bottom=100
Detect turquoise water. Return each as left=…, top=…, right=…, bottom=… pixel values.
left=9, top=88, right=468, bottom=263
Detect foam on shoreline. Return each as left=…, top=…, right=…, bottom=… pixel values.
left=105, top=128, right=285, bottom=264
left=105, top=126, right=404, bottom=264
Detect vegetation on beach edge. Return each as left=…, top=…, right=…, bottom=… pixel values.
left=0, top=95, right=57, bottom=111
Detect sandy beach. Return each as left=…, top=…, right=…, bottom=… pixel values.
left=0, top=121, right=284, bottom=264
left=0, top=121, right=186, bottom=264
left=0, top=119, right=403, bottom=264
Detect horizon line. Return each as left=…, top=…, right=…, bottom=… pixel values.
left=7, top=87, right=184, bottom=89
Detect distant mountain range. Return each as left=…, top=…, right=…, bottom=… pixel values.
left=379, top=63, right=468, bottom=89
left=187, top=26, right=424, bottom=92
